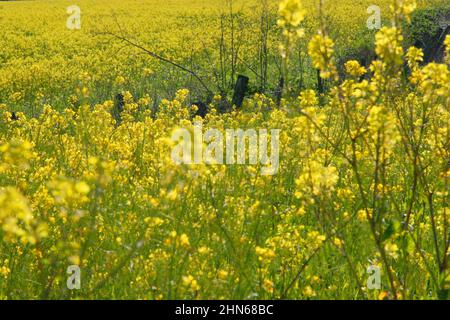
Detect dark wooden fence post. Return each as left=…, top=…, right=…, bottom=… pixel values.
left=275, top=77, right=284, bottom=106
left=317, top=69, right=324, bottom=94
left=192, top=101, right=208, bottom=118
left=113, top=93, right=124, bottom=124
left=232, top=75, right=249, bottom=108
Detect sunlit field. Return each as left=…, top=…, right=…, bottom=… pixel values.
left=0, top=0, right=449, bottom=300
left=0, top=0, right=445, bottom=112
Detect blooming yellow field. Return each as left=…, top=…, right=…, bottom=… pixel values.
left=0, top=0, right=445, bottom=112
left=0, top=0, right=449, bottom=300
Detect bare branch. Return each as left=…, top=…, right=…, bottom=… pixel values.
left=95, top=30, right=214, bottom=96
